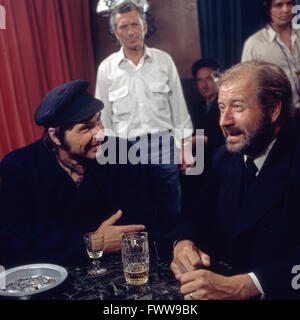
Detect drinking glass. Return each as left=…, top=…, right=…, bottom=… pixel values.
left=83, top=232, right=106, bottom=275
left=121, top=232, right=149, bottom=285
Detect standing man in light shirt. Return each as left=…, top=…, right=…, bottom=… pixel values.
left=171, top=61, right=300, bottom=300
left=241, top=0, right=300, bottom=114
left=95, top=2, right=193, bottom=252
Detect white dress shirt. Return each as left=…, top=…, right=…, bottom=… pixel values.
left=241, top=25, right=300, bottom=109
left=95, top=46, right=193, bottom=146
left=244, top=138, right=277, bottom=299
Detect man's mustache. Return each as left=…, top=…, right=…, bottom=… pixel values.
left=222, top=126, right=244, bottom=136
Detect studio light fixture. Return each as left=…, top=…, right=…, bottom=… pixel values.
left=96, top=0, right=150, bottom=16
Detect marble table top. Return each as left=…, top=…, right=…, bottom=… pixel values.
left=47, top=253, right=183, bottom=300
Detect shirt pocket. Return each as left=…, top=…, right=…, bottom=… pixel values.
left=108, top=86, right=130, bottom=122
left=149, top=82, right=170, bottom=112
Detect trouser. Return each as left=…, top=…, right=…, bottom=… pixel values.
left=126, top=131, right=182, bottom=246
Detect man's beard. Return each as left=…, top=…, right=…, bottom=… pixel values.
left=224, top=110, right=274, bottom=157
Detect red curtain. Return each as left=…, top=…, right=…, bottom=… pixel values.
left=0, top=0, right=96, bottom=159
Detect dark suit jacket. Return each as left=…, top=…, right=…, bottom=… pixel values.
left=184, top=120, right=300, bottom=299
left=191, top=97, right=224, bottom=152
left=181, top=98, right=224, bottom=210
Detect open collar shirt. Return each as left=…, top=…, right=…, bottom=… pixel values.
left=241, top=25, right=300, bottom=109
left=95, top=46, right=193, bottom=145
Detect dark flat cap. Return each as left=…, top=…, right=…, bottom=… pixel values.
left=34, top=80, right=104, bottom=127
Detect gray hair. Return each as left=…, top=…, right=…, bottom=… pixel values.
left=109, top=1, right=146, bottom=32
left=219, top=61, right=293, bottom=124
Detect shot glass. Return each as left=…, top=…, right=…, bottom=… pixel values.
left=83, top=232, right=106, bottom=275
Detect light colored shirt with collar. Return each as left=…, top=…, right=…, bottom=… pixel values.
left=241, top=25, right=300, bottom=109
left=243, top=138, right=277, bottom=299
left=95, top=46, right=193, bottom=146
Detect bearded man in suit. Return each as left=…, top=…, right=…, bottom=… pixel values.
left=171, top=61, right=300, bottom=300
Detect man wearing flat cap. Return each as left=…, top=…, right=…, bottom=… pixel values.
left=0, top=80, right=145, bottom=268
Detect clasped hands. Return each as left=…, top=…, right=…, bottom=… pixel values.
left=170, top=240, right=259, bottom=300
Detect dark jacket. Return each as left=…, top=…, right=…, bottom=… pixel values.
left=0, top=140, right=118, bottom=267
left=192, top=97, right=224, bottom=152
left=184, top=120, right=300, bottom=299
left=181, top=98, right=224, bottom=210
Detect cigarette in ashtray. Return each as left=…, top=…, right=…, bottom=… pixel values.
left=3, top=276, right=56, bottom=293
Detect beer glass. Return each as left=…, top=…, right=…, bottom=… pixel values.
left=121, top=232, right=149, bottom=285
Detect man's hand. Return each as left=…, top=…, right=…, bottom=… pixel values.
left=170, top=240, right=211, bottom=275
left=94, top=210, right=145, bottom=254
left=176, top=270, right=260, bottom=300
left=179, top=138, right=195, bottom=174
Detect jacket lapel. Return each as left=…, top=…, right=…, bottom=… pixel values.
left=232, top=121, right=297, bottom=241
left=232, top=159, right=288, bottom=240
left=217, top=155, right=245, bottom=243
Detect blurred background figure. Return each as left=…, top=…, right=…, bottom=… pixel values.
left=180, top=59, right=224, bottom=218
left=191, top=58, right=224, bottom=152
left=241, top=0, right=300, bottom=118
